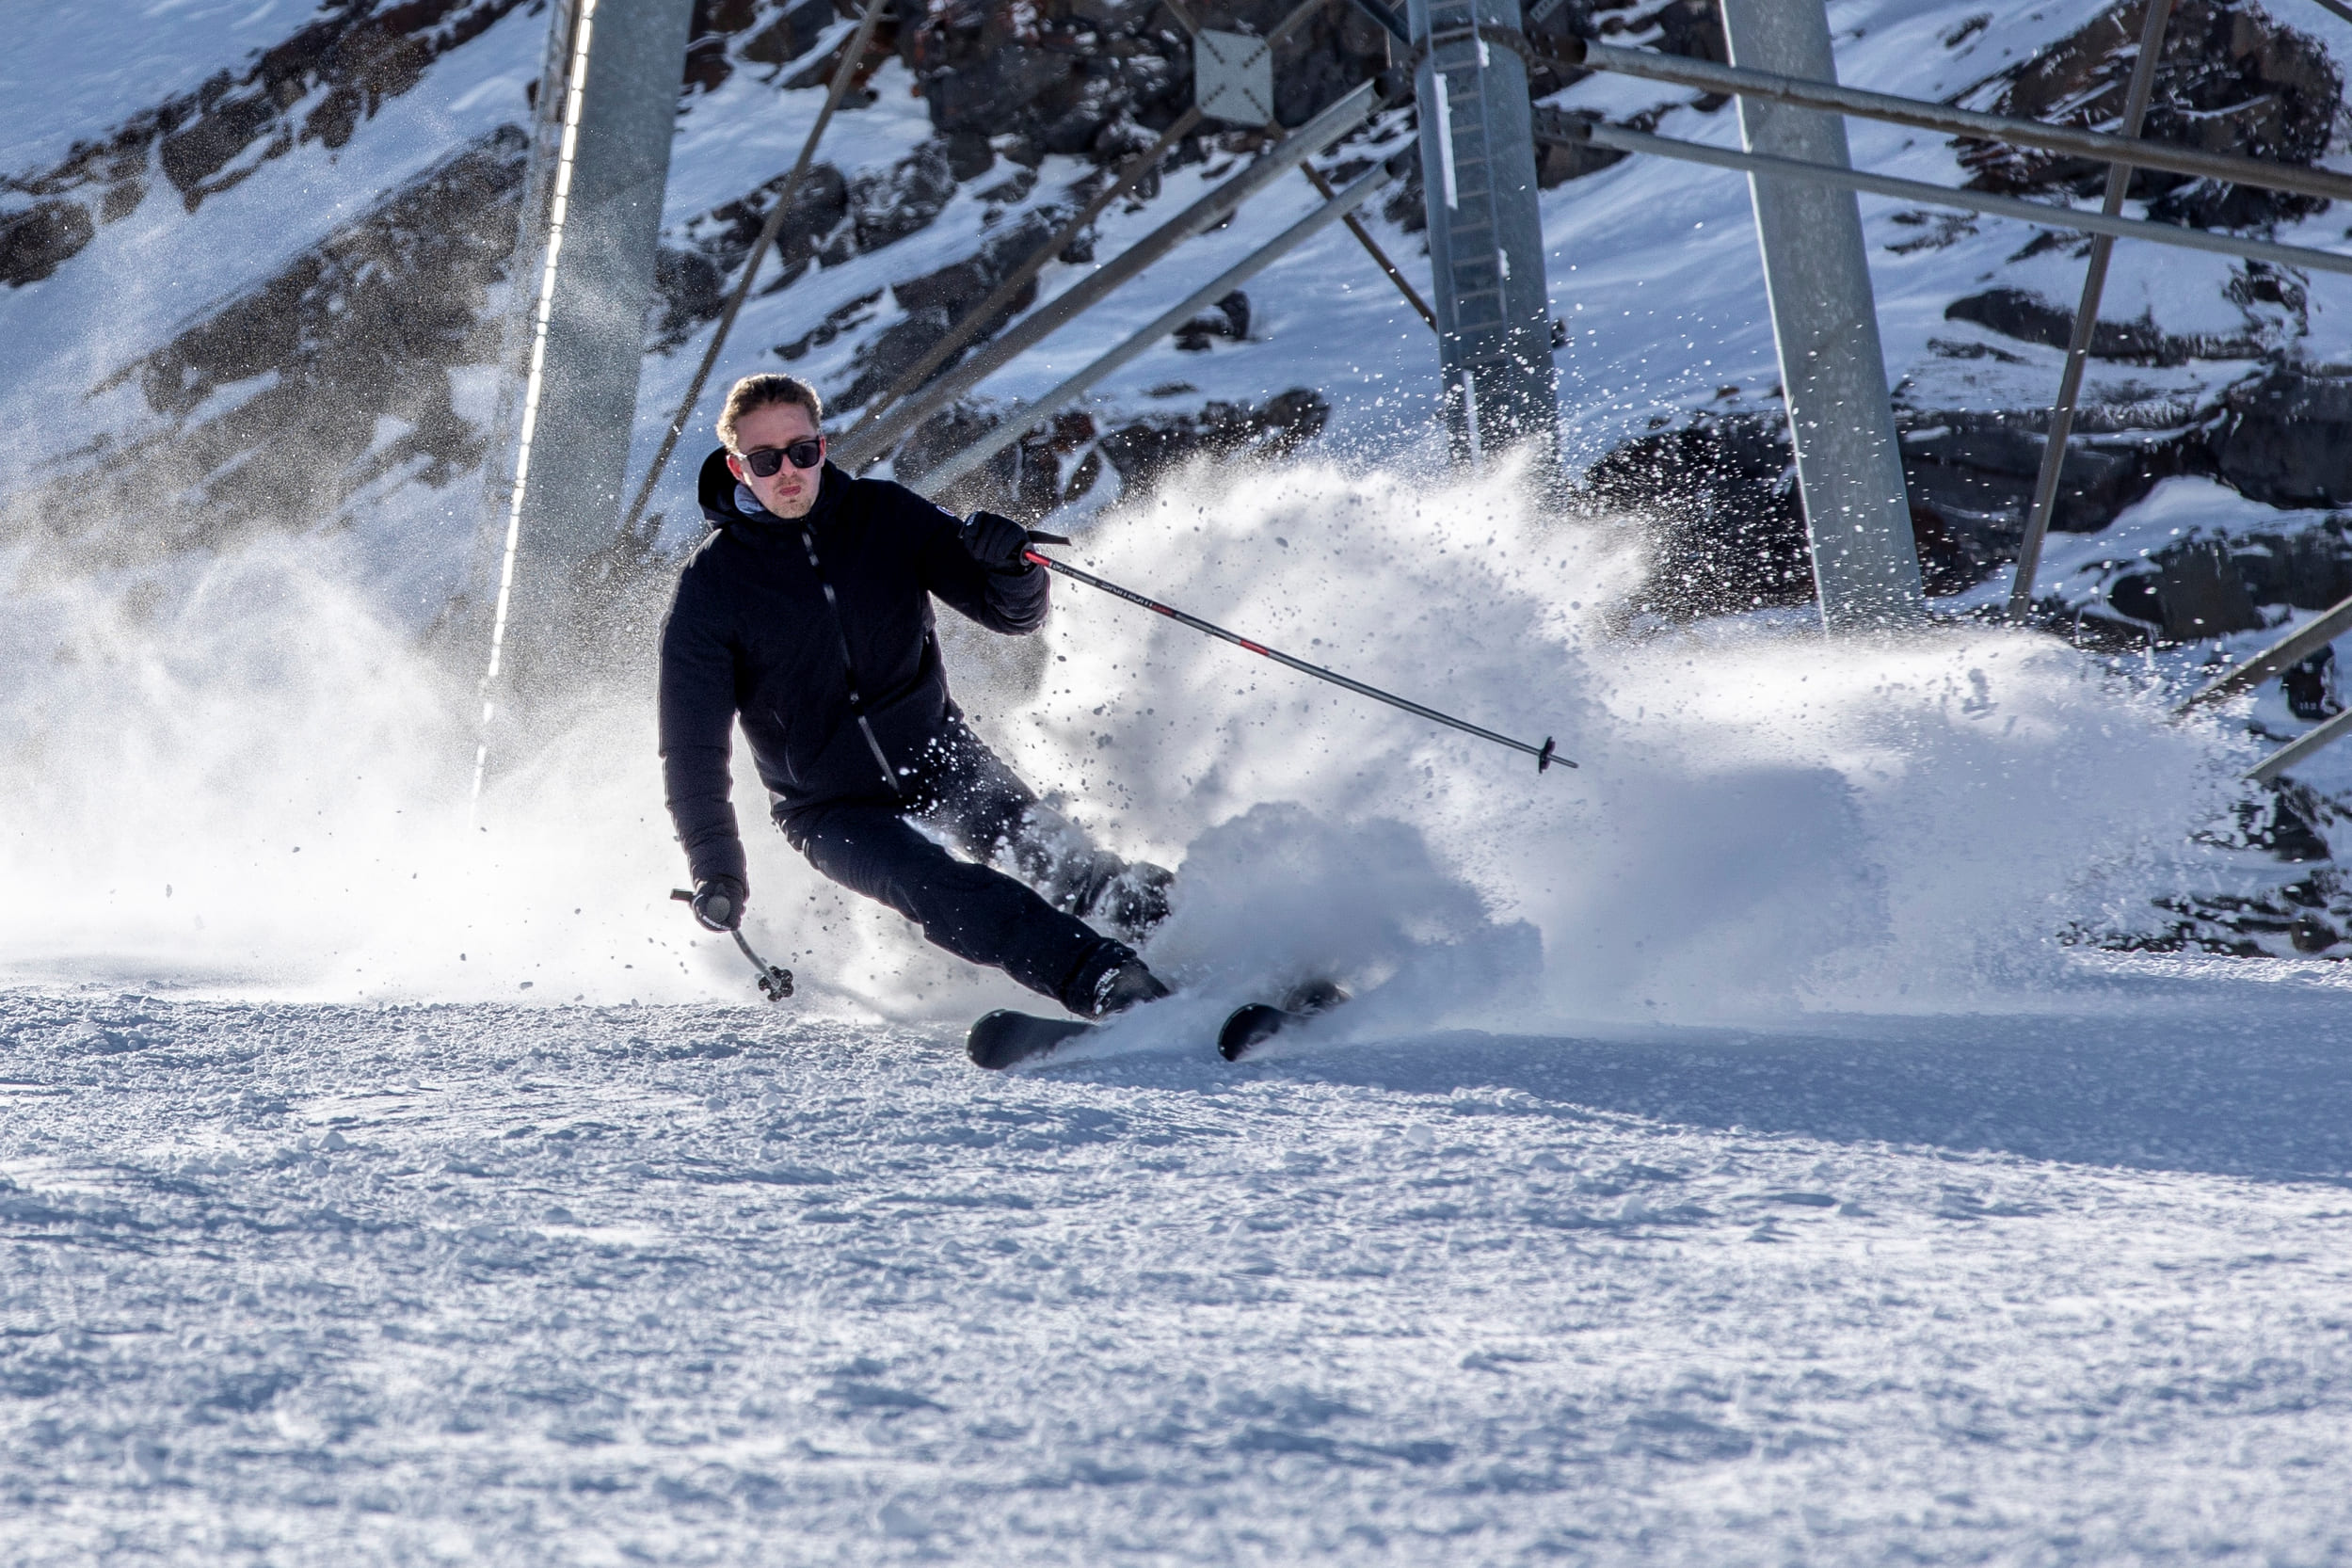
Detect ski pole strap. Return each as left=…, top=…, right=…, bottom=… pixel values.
left=1023, top=550, right=1575, bottom=774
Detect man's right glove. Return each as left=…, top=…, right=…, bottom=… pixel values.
left=958, top=509, right=1035, bottom=573
left=691, top=876, right=746, bottom=932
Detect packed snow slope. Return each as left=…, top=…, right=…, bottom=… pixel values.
left=7, top=966, right=2352, bottom=1566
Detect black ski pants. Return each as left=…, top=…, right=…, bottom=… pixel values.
left=781, top=726, right=1132, bottom=1010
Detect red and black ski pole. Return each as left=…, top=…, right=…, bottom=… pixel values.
left=1021, top=536, right=1573, bottom=774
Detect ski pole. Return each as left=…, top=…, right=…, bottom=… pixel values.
left=669, top=890, right=794, bottom=1001
left=1019, top=536, right=1574, bottom=773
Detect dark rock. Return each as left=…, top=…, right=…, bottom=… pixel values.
left=2282, top=646, right=2340, bottom=722
left=1525, top=0, right=1728, bottom=99
left=652, top=248, right=728, bottom=351
left=941, top=130, right=996, bottom=182
left=849, top=305, right=959, bottom=406
left=978, top=168, right=1039, bottom=205
left=2152, top=540, right=2266, bottom=640
left=850, top=142, right=958, bottom=252
left=2212, top=367, right=2352, bottom=508
left=0, top=200, right=96, bottom=287
left=774, top=289, right=883, bottom=361
left=1942, top=287, right=2267, bottom=365
left=1095, top=390, right=1330, bottom=494
left=1538, top=138, right=1627, bottom=187
left=1173, top=290, right=1250, bottom=351
left=780, top=5, right=902, bottom=91
left=1588, top=398, right=2193, bottom=608
left=1383, top=160, right=1426, bottom=233
left=2114, top=523, right=2352, bottom=634
left=838, top=210, right=1062, bottom=405
left=1956, top=0, right=2340, bottom=229
left=1898, top=409, right=2172, bottom=584
left=659, top=164, right=849, bottom=344
left=1584, top=411, right=1816, bottom=617
left=737, top=0, right=845, bottom=72
left=888, top=209, right=1058, bottom=318
left=893, top=401, right=1004, bottom=488
left=2233, top=521, right=2352, bottom=610
left=926, top=43, right=1076, bottom=138
left=892, top=404, right=1096, bottom=520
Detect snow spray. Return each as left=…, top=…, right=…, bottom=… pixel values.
left=1, top=451, right=2242, bottom=1026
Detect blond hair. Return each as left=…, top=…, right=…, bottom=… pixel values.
left=716, top=373, right=824, bottom=451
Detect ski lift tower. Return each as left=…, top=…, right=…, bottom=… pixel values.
left=1408, top=0, right=1558, bottom=467
left=483, top=0, right=697, bottom=703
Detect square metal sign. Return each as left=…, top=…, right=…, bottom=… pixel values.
left=1194, top=30, right=1273, bottom=126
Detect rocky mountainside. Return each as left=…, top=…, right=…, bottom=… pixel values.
left=11, top=0, right=2345, bottom=617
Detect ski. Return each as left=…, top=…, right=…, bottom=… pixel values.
left=968, top=979, right=1351, bottom=1070
left=1218, top=979, right=1350, bottom=1062
left=967, top=1010, right=1096, bottom=1070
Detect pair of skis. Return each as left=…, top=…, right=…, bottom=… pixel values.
left=967, top=980, right=1349, bottom=1071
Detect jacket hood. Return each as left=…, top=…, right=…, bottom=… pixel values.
left=696, top=446, right=847, bottom=532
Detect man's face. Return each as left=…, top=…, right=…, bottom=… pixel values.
left=726, top=401, right=824, bottom=519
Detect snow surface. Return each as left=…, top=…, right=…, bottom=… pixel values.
left=9, top=3, right=2352, bottom=1560
left=8, top=963, right=2352, bottom=1564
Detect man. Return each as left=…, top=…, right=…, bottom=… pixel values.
left=658, top=373, right=1173, bottom=1018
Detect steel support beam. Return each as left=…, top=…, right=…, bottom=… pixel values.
left=840, top=0, right=1363, bottom=452
left=2177, top=598, right=2352, bottom=715
left=831, top=78, right=1382, bottom=473
left=916, top=159, right=1400, bottom=494
left=488, top=0, right=695, bottom=697
left=2248, top=703, right=2352, bottom=784
left=1719, top=0, right=1922, bottom=632
left=1410, top=0, right=1557, bottom=465
left=2007, top=0, right=2176, bottom=621
left=1532, top=115, right=2352, bottom=280
left=838, top=104, right=1206, bottom=450
left=1304, top=161, right=1437, bottom=329
left=1550, top=37, right=2352, bottom=208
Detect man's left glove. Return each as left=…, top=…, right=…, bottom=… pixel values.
left=959, top=510, right=1035, bottom=574
left=690, top=875, right=746, bottom=932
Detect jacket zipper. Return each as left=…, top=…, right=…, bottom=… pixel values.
left=796, top=521, right=904, bottom=796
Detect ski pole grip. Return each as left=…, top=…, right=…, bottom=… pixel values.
left=1025, top=531, right=1071, bottom=546
left=670, top=888, right=694, bottom=903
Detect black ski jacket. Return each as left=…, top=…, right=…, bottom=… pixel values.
left=658, top=448, right=1048, bottom=887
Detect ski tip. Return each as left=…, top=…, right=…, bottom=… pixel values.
left=968, top=1009, right=1096, bottom=1071
left=1221, top=980, right=1351, bottom=1063
left=1218, top=1003, right=1289, bottom=1062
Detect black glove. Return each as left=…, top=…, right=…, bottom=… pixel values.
left=690, top=876, right=746, bottom=932
left=958, top=510, right=1034, bottom=573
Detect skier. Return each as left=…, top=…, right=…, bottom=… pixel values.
left=658, top=374, right=1174, bottom=1018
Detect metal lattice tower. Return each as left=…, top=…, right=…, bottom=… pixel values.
left=1409, top=0, right=1557, bottom=466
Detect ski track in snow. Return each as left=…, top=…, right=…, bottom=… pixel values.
left=6, top=968, right=2352, bottom=1565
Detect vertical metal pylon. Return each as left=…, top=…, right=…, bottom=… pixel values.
left=1720, top=0, right=1925, bottom=632
left=1410, top=0, right=1558, bottom=467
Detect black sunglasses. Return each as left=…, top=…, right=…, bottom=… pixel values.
left=741, top=438, right=824, bottom=476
